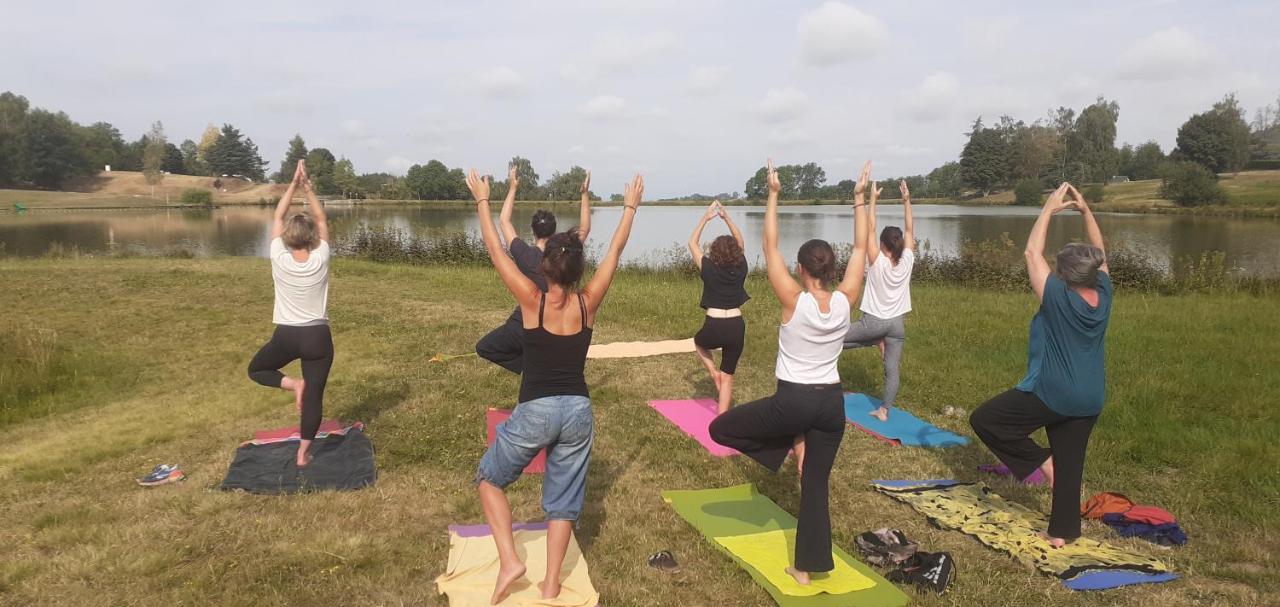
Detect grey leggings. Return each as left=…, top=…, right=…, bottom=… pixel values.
left=842, top=313, right=905, bottom=408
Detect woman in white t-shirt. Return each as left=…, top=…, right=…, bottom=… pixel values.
left=842, top=179, right=915, bottom=422
left=247, top=160, right=333, bottom=467
left=709, top=159, right=871, bottom=587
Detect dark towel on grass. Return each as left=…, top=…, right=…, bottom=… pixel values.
left=220, top=426, right=376, bottom=494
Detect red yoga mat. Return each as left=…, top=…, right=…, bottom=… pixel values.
left=486, top=408, right=546, bottom=474
left=252, top=419, right=344, bottom=442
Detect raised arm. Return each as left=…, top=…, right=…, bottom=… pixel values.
left=467, top=169, right=540, bottom=307
left=717, top=200, right=745, bottom=251
left=270, top=161, right=302, bottom=239
left=763, top=159, right=803, bottom=311
left=582, top=174, right=643, bottom=315
left=865, top=179, right=883, bottom=265
left=1026, top=183, right=1071, bottom=301
left=301, top=166, right=329, bottom=243
left=837, top=161, right=873, bottom=302
left=901, top=179, right=916, bottom=251
left=687, top=200, right=718, bottom=269
left=1067, top=184, right=1108, bottom=274
left=498, top=165, right=520, bottom=247
left=577, top=171, right=592, bottom=242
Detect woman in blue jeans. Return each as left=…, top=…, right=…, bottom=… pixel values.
left=466, top=169, right=643, bottom=604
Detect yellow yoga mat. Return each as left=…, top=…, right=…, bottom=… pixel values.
left=715, top=529, right=875, bottom=597
left=435, top=523, right=599, bottom=607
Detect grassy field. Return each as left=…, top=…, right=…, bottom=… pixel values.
left=0, top=258, right=1277, bottom=606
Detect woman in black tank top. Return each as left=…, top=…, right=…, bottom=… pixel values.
left=465, top=169, right=644, bottom=604
left=687, top=200, right=750, bottom=413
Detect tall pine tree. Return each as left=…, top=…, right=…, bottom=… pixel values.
left=276, top=134, right=307, bottom=183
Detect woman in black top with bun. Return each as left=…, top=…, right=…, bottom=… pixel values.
left=687, top=200, right=750, bottom=413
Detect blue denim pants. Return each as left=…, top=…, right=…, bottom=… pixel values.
left=477, top=395, right=594, bottom=521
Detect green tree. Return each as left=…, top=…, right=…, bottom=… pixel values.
left=332, top=158, right=360, bottom=198
left=1066, top=96, right=1120, bottom=183
left=276, top=135, right=308, bottom=183
left=1013, top=178, right=1043, bottom=206
left=0, top=92, right=29, bottom=186
left=1009, top=124, right=1061, bottom=182
left=960, top=126, right=1009, bottom=195
left=1173, top=94, right=1252, bottom=174
left=1120, top=141, right=1164, bottom=180
left=142, top=121, right=167, bottom=190
left=162, top=143, right=185, bottom=174
left=179, top=139, right=205, bottom=175
left=305, top=148, right=337, bottom=194
left=744, top=166, right=768, bottom=199
left=405, top=160, right=458, bottom=200
left=793, top=162, right=826, bottom=198
left=925, top=162, right=963, bottom=198
left=542, top=166, right=594, bottom=200
left=1159, top=161, right=1227, bottom=206
left=205, top=124, right=267, bottom=180
left=81, top=122, right=124, bottom=172
left=509, top=156, right=540, bottom=200
left=22, top=109, right=91, bottom=188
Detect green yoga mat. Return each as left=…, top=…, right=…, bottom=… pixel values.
left=662, top=484, right=909, bottom=607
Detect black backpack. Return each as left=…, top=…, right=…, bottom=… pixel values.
left=887, top=551, right=955, bottom=594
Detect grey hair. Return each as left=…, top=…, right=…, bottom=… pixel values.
left=1055, top=243, right=1105, bottom=288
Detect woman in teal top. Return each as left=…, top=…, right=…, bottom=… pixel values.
left=969, top=182, right=1112, bottom=547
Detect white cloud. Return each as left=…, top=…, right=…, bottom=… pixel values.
left=767, top=127, right=812, bottom=147
left=963, top=16, right=1018, bottom=52
left=796, top=2, right=888, bottom=66
left=579, top=95, right=629, bottom=119
left=902, top=72, right=959, bottom=122
left=884, top=144, right=935, bottom=156
left=687, top=66, right=728, bottom=96
left=567, top=144, right=587, bottom=155
left=562, top=30, right=679, bottom=84
left=468, top=66, right=528, bottom=97
left=752, top=87, right=809, bottom=123
left=1116, top=27, right=1217, bottom=82
left=383, top=155, right=414, bottom=174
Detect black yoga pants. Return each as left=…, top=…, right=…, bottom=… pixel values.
left=693, top=316, right=746, bottom=374
left=248, top=324, right=334, bottom=440
left=969, top=388, right=1098, bottom=540
left=476, top=314, right=525, bottom=375
left=709, top=380, right=846, bottom=572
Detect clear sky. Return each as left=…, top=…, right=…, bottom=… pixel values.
left=3, top=0, right=1277, bottom=197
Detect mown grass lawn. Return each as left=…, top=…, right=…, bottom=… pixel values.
left=0, top=258, right=1276, bottom=606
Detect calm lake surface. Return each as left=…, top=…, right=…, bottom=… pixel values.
left=3, top=204, right=1279, bottom=275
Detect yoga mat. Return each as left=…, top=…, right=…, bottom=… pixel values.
left=662, top=484, right=909, bottom=607
left=435, top=522, right=600, bottom=607
left=647, top=399, right=738, bottom=457
left=221, top=426, right=376, bottom=494
left=587, top=338, right=695, bottom=359
left=715, top=529, right=875, bottom=596
left=871, top=480, right=1175, bottom=591
left=843, top=393, right=969, bottom=448
left=251, top=420, right=345, bottom=443
left=487, top=408, right=547, bottom=475
left=978, top=462, right=1047, bottom=486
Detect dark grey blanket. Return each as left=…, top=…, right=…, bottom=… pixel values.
left=220, top=428, right=376, bottom=494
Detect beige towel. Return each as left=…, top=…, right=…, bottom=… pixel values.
left=436, top=525, right=599, bottom=607
left=586, top=338, right=695, bottom=359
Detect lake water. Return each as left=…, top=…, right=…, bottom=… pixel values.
left=2, top=204, right=1278, bottom=275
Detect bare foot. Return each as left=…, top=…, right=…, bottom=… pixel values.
left=281, top=377, right=305, bottom=413
left=1038, top=531, right=1067, bottom=548
left=1039, top=456, right=1055, bottom=489
left=296, top=450, right=313, bottom=468
left=538, top=580, right=561, bottom=600
left=869, top=407, right=889, bottom=422
left=491, top=561, right=526, bottom=605
left=785, top=567, right=811, bottom=585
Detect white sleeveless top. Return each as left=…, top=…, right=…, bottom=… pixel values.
left=861, top=248, right=915, bottom=319
left=270, top=237, right=331, bottom=326
left=776, top=291, right=851, bottom=385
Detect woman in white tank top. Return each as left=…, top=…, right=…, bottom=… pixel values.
left=709, top=159, right=873, bottom=586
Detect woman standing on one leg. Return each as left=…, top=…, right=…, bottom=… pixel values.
left=969, top=183, right=1112, bottom=547
left=247, top=160, right=333, bottom=468
left=475, top=166, right=593, bottom=374
left=688, top=199, right=749, bottom=413
left=468, top=168, right=643, bottom=604
left=843, top=179, right=915, bottom=422
left=710, top=159, right=870, bottom=585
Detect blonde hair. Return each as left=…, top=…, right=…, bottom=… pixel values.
left=281, top=213, right=319, bottom=250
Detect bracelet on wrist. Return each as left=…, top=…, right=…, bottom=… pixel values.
left=476, top=198, right=489, bottom=204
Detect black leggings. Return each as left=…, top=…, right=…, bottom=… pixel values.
left=694, top=316, right=746, bottom=374
left=709, top=380, right=846, bottom=572
left=476, top=313, right=524, bottom=374
left=248, top=324, right=334, bottom=440
left=969, top=388, right=1098, bottom=540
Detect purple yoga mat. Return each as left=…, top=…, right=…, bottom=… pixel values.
left=448, top=522, right=550, bottom=538
left=978, top=463, right=1047, bottom=486
left=647, top=399, right=738, bottom=457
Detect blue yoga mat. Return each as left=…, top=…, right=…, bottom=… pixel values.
left=843, top=393, right=969, bottom=448
left=1062, top=570, right=1179, bottom=591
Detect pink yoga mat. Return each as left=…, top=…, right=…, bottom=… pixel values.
left=647, top=399, right=738, bottom=457
left=252, top=420, right=344, bottom=442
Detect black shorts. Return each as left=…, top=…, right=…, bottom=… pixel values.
left=693, top=316, right=745, bottom=374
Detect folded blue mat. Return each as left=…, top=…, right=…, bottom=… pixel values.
left=1062, top=570, right=1180, bottom=591
left=843, top=393, right=969, bottom=448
